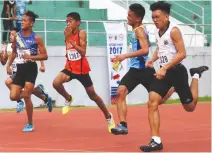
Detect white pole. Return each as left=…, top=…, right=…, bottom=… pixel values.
left=126, top=0, right=129, bottom=10
left=44, top=19, right=47, bottom=46
left=0, top=18, right=2, bottom=44
left=86, top=21, right=89, bottom=47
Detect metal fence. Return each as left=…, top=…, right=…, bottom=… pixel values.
left=0, top=18, right=211, bottom=47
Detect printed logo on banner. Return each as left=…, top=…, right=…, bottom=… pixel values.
left=119, top=34, right=124, bottom=41
left=109, top=34, right=113, bottom=41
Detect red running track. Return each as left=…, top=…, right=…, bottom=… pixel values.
left=0, top=102, right=210, bottom=152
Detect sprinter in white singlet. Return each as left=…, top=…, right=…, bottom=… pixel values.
left=140, top=1, right=209, bottom=152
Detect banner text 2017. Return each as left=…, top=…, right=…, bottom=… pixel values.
left=109, top=47, right=123, bottom=55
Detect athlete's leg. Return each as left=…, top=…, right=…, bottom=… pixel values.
left=6, top=77, right=25, bottom=112
left=111, top=68, right=148, bottom=135
left=6, top=75, right=24, bottom=102
left=23, top=82, right=34, bottom=125
left=148, top=91, right=162, bottom=138
left=21, top=82, right=34, bottom=132
left=79, top=73, right=111, bottom=119
left=78, top=73, right=115, bottom=132
left=85, top=85, right=111, bottom=119
left=22, top=62, right=38, bottom=132
left=33, top=86, right=46, bottom=101
left=10, top=84, right=23, bottom=101
left=53, top=70, right=74, bottom=115
left=160, top=87, right=175, bottom=104
left=140, top=77, right=170, bottom=152
left=110, top=85, right=129, bottom=135
left=116, top=85, right=128, bottom=124
left=53, top=71, right=72, bottom=102
left=32, top=84, right=53, bottom=112
left=85, top=85, right=115, bottom=132
left=177, top=66, right=208, bottom=112
left=5, top=77, right=13, bottom=89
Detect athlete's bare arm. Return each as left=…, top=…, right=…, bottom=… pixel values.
left=163, top=27, right=186, bottom=70
left=6, top=42, right=16, bottom=75
left=39, top=61, right=45, bottom=72
left=146, top=47, right=159, bottom=68
left=70, top=30, right=87, bottom=56
left=1, top=49, right=8, bottom=65
left=127, top=28, right=149, bottom=57
left=24, top=35, right=48, bottom=61
left=116, top=27, right=149, bottom=62
left=0, top=51, right=5, bottom=65
left=151, top=47, right=159, bottom=62
left=0, top=46, right=7, bottom=65
left=37, top=50, right=45, bottom=72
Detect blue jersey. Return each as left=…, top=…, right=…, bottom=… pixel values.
left=16, top=31, right=38, bottom=64
left=128, top=25, right=150, bottom=69
left=15, top=0, right=28, bottom=23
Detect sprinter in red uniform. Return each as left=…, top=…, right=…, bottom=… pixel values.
left=53, top=12, right=115, bottom=133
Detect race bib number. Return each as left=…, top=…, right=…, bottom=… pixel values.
left=11, top=63, right=17, bottom=72
left=16, top=49, right=31, bottom=63
left=16, top=52, right=24, bottom=60
left=159, top=55, right=169, bottom=65
left=67, top=50, right=81, bottom=61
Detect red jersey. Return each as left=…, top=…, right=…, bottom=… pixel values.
left=65, top=31, right=91, bottom=74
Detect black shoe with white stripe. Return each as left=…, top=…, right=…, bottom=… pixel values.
left=190, top=66, right=209, bottom=78
left=140, top=139, right=163, bottom=152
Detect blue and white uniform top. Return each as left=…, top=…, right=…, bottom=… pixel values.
left=128, top=24, right=150, bottom=69
left=16, top=31, right=38, bottom=64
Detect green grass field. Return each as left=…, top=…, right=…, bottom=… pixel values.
left=0, top=97, right=211, bottom=112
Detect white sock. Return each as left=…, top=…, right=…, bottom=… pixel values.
left=192, top=73, right=200, bottom=80
left=152, top=136, right=161, bottom=144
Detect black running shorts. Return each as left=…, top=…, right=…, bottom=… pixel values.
left=61, top=69, right=93, bottom=88
left=119, top=67, right=155, bottom=93
left=149, top=64, right=193, bottom=104
left=13, top=62, right=38, bottom=88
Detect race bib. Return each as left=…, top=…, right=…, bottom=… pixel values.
left=24, top=49, right=31, bottom=55
left=159, top=55, right=169, bottom=65
left=16, top=49, right=31, bottom=63
left=16, top=51, right=24, bottom=60
left=11, top=63, right=17, bottom=72
left=67, top=49, right=81, bottom=61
